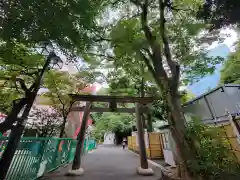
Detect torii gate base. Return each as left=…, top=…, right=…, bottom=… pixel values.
left=66, top=102, right=92, bottom=176
left=66, top=95, right=154, bottom=176
left=135, top=102, right=154, bottom=176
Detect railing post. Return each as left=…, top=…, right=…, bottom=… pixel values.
left=52, top=138, right=60, bottom=167
left=36, top=139, right=48, bottom=177
left=67, top=140, right=73, bottom=163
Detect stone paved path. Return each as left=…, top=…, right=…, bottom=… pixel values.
left=43, top=145, right=162, bottom=180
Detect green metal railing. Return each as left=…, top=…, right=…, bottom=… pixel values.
left=0, top=137, right=96, bottom=180
left=87, top=139, right=97, bottom=151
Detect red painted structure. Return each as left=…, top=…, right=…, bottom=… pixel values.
left=68, top=84, right=97, bottom=139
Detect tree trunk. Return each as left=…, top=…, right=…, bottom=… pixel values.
left=0, top=98, right=27, bottom=134
left=0, top=120, right=24, bottom=179
left=59, top=116, right=67, bottom=138
left=167, top=94, right=195, bottom=180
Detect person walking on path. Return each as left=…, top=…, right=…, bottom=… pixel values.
left=122, top=138, right=127, bottom=149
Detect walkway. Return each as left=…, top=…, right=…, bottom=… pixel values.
left=43, top=145, right=163, bottom=180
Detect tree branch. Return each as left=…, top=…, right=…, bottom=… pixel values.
left=1, top=80, right=9, bottom=88
left=140, top=0, right=168, bottom=80
left=51, top=78, right=64, bottom=106
left=159, top=0, right=180, bottom=91
left=130, top=0, right=143, bottom=7
left=87, top=52, right=115, bottom=61
left=0, top=76, right=30, bottom=93
left=17, top=78, right=29, bottom=93
left=29, top=82, right=37, bottom=92
left=0, top=98, right=27, bottom=133
left=159, top=0, right=174, bottom=72
left=140, top=0, right=155, bottom=49
left=142, top=47, right=153, bottom=59
left=139, top=51, right=162, bottom=88
left=166, top=2, right=192, bottom=12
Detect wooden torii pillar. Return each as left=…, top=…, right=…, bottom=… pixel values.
left=67, top=95, right=154, bottom=176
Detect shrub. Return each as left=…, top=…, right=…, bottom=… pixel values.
left=185, top=120, right=240, bottom=180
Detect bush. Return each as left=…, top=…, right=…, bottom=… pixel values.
left=185, top=120, right=240, bottom=180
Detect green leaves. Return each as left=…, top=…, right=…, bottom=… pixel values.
left=0, top=88, right=21, bottom=114
left=220, top=42, right=240, bottom=84
left=0, top=0, right=108, bottom=57
left=0, top=43, right=45, bottom=113
left=92, top=112, right=134, bottom=141
left=103, top=0, right=224, bottom=88
left=43, top=70, right=77, bottom=116
left=185, top=120, right=240, bottom=180
left=197, top=0, right=240, bottom=29
left=111, top=19, right=145, bottom=57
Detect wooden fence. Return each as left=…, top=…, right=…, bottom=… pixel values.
left=128, top=132, right=163, bottom=159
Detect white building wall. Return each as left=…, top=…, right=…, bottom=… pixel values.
left=103, top=132, right=115, bottom=145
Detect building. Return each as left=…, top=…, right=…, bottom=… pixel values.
left=65, top=84, right=97, bottom=138
left=159, top=84, right=240, bottom=166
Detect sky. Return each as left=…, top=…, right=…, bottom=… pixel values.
left=209, top=28, right=238, bottom=52
left=187, top=29, right=238, bottom=96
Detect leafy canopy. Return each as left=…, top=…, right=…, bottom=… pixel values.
left=109, top=12, right=223, bottom=85
left=0, top=0, right=108, bottom=57
left=197, top=0, right=240, bottom=29
left=43, top=70, right=87, bottom=118
left=0, top=43, right=44, bottom=113
left=92, top=112, right=134, bottom=141
left=220, top=42, right=240, bottom=84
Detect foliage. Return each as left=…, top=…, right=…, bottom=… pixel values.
left=27, top=106, right=62, bottom=137
left=181, top=91, right=195, bottom=104
left=87, top=1, right=225, bottom=175
left=220, top=42, right=240, bottom=84
left=107, top=69, right=140, bottom=96
left=107, top=68, right=169, bottom=129
left=92, top=112, right=134, bottom=141
left=44, top=71, right=79, bottom=112
left=151, top=90, right=195, bottom=122
left=43, top=70, right=86, bottom=137
left=0, top=43, right=44, bottom=113
left=185, top=120, right=240, bottom=180
left=0, top=0, right=108, bottom=57
left=197, top=0, right=240, bottom=29
left=0, top=89, right=20, bottom=114
left=90, top=86, right=135, bottom=141
left=151, top=99, right=168, bottom=121
left=75, top=64, right=106, bottom=84
left=102, top=1, right=223, bottom=86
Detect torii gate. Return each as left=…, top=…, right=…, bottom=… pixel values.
left=67, top=94, right=154, bottom=176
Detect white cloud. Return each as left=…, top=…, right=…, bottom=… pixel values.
left=208, top=28, right=238, bottom=51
